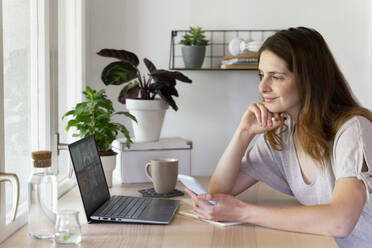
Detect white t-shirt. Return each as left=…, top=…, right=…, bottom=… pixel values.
left=240, top=116, right=372, bottom=248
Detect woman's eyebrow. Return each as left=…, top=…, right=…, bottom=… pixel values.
left=269, top=71, right=288, bottom=75
left=258, top=69, right=288, bottom=75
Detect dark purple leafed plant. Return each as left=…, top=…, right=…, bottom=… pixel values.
left=97, top=49, right=192, bottom=111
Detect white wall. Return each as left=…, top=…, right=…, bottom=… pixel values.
left=86, top=0, right=372, bottom=175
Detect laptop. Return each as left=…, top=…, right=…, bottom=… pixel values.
left=68, top=135, right=180, bottom=224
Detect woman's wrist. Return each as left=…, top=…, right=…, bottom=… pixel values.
left=239, top=202, right=257, bottom=223
left=236, top=125, right=255, bottom=144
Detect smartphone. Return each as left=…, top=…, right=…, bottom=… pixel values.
left=178, top=174, right=216, bottom=205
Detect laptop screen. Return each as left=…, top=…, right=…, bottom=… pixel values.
left=68, top=135, right=110, bottom=219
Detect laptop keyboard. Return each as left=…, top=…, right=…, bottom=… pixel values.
left=100, top=197, right=152, bottom=219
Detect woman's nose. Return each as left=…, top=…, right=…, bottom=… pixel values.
left=259, top=77, right=271, bottom=93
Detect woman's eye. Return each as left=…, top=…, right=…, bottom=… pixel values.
left=272, top=76, right=283, bottom=81
left=258, top=74, right=263, bottom=80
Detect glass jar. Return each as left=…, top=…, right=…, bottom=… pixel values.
left=28, top=151, right=58, bottom=239
left=54, top=210, right=82, bottom=244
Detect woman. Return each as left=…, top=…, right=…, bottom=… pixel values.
left=185, top=27, right=372, bottom=247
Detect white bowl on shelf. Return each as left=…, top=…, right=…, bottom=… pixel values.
left=228, top=37, right=244, bottom=56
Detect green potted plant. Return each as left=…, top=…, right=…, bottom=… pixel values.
left=97, top=48, right=192, bottom=142
left=180, top=26, right=209, bottom=68
left=62, top=86, right=136, bottom=187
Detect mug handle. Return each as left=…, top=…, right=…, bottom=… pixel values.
left=145, top=162, right=152, bottom=180
left=0, top=173, right=20, bottom=222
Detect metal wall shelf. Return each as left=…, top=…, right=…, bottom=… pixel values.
left=169, top=29, right=278, bottom=71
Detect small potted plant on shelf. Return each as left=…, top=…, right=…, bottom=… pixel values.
left=62, top=86, right=136, bottom=187
left=180, top=26, right=209, bottom=68
left=97, top=48, right=192, bottom=143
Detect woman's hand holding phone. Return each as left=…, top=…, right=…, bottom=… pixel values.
left=239, top=102, right=285, bottom=136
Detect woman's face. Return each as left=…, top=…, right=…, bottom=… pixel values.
left=258, top=50, right=300, bottom=121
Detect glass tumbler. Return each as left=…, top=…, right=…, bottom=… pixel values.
left=54, top=210, right=82, bottom=244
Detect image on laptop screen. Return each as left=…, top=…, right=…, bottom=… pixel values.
left=69, top=135, right=110, bottom=218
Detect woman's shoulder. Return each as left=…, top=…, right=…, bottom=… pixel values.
left=336, top=115, right=372, bottom=133
left=334, top=115, right=372, bottom=145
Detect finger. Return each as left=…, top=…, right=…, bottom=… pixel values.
left=196, top=197, right=214, bottom=210
left=272, top=112, right=281, bottom=122
left=193, top=203, right=215, bottom=220
left=267, top=112, right=273, bottom=128
left=197, top=193, right=217, bottom=202
left=193, top=207, right=209, bottom=220
left=185, top=188, right=212, bottom=210
left=272, top=112, right=281, bottom=123
left=251, top=104, right=262, bottom=126
left=257, top=103, right=268, bottom=127
left=196, top=193, right=209, bottom=201
left=275, top=113, right=285, bottom=124
left=185, top=188, right=198, bottom=201
left=281, top=113, right=287, bottom=121
left=196, top=194, right=216, bottom=206
left=270, top=113, right=285, bottom=129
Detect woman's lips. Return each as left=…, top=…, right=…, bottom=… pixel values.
left=264, top=97, right=278, bottom=103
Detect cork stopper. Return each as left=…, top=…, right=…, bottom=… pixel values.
left=32, top=150, right=52, bottom=168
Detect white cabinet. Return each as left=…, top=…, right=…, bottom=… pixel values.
left=113, top=137, right=192, bottom=183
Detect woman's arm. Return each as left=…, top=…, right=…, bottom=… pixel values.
left=189, top=176, right=366, bottom=238
left=231, top=172, right=258, bottom=196
left=208, top=127, right=255, bottom=194
left=247, top=177, right=366, bottom=237
left=208, top=104, right=285, bottom=195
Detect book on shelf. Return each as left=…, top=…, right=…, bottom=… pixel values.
left=221, top=58, right=258, bottom=65
left=223, top=52, right=258, bottom=61
left=220, top=64, right=258, bottom=69
left=178, top=209, right=241, bottom=227
left=221, top=52, right=258, bottom=69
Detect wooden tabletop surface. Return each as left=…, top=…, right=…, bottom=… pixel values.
left=0, top=177, right=337, bottom=248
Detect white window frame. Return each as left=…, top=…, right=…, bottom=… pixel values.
left=0, top=0, right=85, bottom=242
left=53, top=0, right=86, bottom=197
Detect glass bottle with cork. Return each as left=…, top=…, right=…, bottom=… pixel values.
left=28, top=150, right=58, bottom=239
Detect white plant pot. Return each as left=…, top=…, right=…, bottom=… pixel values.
left=126, top=98, right=169, bottom=142
left=100, top=154, right=117, bottom=187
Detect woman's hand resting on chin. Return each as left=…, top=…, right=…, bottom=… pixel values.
left=239, top=102, right=285, bottom=136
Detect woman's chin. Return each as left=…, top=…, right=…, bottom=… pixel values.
left=264, top=105, right=284, bottom=114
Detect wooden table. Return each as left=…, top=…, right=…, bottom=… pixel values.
left=0, top=177, right=338, bottom=248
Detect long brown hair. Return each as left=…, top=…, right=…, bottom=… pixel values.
left=259, top=27, right=372, bottom=168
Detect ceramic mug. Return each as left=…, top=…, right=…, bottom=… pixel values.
left=0, top=172, right=20, bottom=221
left=145, top=158, right=178, bottom=194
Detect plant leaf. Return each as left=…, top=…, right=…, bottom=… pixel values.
left=150, top=70, right=176, bottom=85
left=148, top=81, right=163, bottom=91
left=62, top=86, right=135, bottom=151
left=171, top=71, right=192, bottom=83
left=65, top=119, right=79, bottom=131
left=62, top=110, right=75, bottom=119
left=97, top=49, right=139, bottom=67
left=118, top=124, right=133, bottom=148
left=150, top=69, right=192, bottom=84
left=118, top=82, right=140, bottom=104
left=149, top=81, right=178, bottom=97
left=114, top=111, right=137, bottom=122
left=159, top=89, right=178, bottom=111
left=143, top=58, right=157, bottom=73
left=167, top=85, right=179, bottom=97
left=101, top=61, right=137, bottom=85
left=180, top=26, right=209, bottom=46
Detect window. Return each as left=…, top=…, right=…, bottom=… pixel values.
left=3, top=0, right=33, bottom=223
left=57, top=0, right=85, bottom=190
left=0, top=0, right=84, bottom=242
